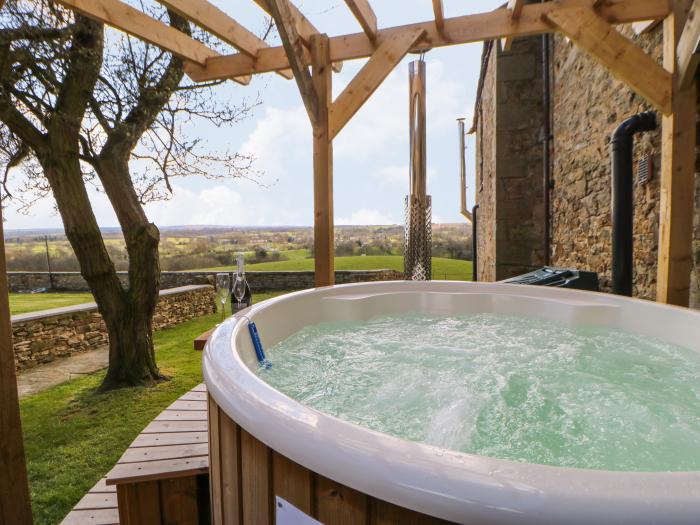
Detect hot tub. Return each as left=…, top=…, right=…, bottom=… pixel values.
left=203, top=281, right=700, bottom=525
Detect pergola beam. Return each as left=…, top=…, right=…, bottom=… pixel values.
left=432, top=0, right=445, bottom=37
left=657, top=0, right=697, bottom=306
left=54, top=0, right=252, bottom=84
left=267, top=0, right=319, bottom=124
left=330, top=27, right=425, bottom=139
left=545, top=7, right=672, bottom=115
left=345, top=0, right=378, bottom=41
left=185, top=0, right=669, bottom=82
left=0, top=203, right=32, bottom=525
left=677, top=0, right=700, bottom=89
left=156, top=0, right=293, bottom=79
left=502, top=0, right=525, bottom=51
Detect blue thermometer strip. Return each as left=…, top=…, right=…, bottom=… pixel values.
left=248, top=322, right=271, bottom=369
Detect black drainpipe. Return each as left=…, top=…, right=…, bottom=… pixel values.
left=610, top=111, right=657, bottom=296
left=472, top=204, right=479, bottom=282
left=542, top=31, right=552, bottom=266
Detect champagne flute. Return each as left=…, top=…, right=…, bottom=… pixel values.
left=232, top=273, right=246, bottom=312
left=215, top=273, right=230, bottom=321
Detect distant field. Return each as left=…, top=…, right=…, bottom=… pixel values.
left=200, top=255, right=472, bottom=281
left=10, top=293, right=94, bottom=315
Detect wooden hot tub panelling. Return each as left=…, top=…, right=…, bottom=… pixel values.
left=208, top=396, right=456, bottom=525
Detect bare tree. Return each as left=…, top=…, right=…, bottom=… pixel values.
left=0, top=0, right=260, bottom=389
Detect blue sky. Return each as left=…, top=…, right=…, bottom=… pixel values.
left=5, top=0, right=501, bottom=229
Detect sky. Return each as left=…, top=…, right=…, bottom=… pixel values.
left=4, top=0, right=502, bottom=230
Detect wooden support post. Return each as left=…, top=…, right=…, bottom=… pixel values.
left=311, top=34, right=334, bottom=287
left=657, top=0, right=697, bottom=306
left=0, top=202, right=33, bottom=525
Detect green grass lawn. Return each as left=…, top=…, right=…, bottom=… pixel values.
left=201, top=255, right=473, bottom=281
left=21, top=290, right=287, bottom=525
left=10, top=293, right=95, bottom=315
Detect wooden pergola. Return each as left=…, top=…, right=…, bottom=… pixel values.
left=2, top=0, right=700, bottom=522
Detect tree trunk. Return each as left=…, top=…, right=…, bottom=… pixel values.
left=39, top=153, right=163, bottom=390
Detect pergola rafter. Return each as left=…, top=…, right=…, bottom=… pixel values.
left=345, top=0, right=378, bottom=42
left=184, top=0, right=668, bottom=82
left=21, top=0, right=697, bottom=300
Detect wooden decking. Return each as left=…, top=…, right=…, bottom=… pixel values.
left=60, top=384, right=209, bottom=525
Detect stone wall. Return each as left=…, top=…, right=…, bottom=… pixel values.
left=12, top=285, right=216, bottom=372
left=549, top=28, right=663, bottom=299
left=475, top=34, right=546, bottom=282
left=8, top=269, right=403, bottom=293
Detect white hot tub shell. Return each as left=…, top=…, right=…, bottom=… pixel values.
left=203, top=281, right=700, bottom=525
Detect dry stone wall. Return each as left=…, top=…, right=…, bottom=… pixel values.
left=12, top=285, right=216, bottom=372
left=549, top=28, right=663, bottom=299
left=475, top=36, right=546, bottom=282
left=8, top=269, right=403, bottom=293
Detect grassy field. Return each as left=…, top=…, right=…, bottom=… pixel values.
left=10, top=293, right=94, bottom=315
left=201, top=255, right=473, bottom=281
left=21, top=291, right=287, bottom=525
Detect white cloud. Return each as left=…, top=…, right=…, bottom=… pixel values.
left=337, top=209, right=396, bottom=226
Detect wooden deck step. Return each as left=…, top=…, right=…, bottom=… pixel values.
left=61, top=384, right=210, bottom=524
left=60, top=478, right=119, bottom=525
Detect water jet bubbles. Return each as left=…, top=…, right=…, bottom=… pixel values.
left=259, top=312, right=700, bottom=472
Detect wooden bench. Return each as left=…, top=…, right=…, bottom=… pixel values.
left=61, top=384, right=210, bottom=525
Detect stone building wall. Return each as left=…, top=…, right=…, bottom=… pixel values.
left=549, top=28, right=663, bottom=298
left=474, top=35, right=546, bottom=282
left=475, top=42, right=498, bottom=282
left=8, top=269, right=404, bottom=293
left=12, top=285, right=216, bottom=371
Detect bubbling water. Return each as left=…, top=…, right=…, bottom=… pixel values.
left=258, top=313, right=700, bottom=472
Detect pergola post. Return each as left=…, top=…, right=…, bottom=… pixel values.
left=0, top=203, right=33, bottom=524
left=657, top=0, right=697, bottom=306
left=310, top=34, right=335, bottom=287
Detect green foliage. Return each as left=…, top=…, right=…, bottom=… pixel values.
left=10, top=293, right=94, bottom=315
left=200, top=255, right=473, bottom=281
left=20, top=291, right=287, bottom=525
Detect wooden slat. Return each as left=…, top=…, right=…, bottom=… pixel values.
left=316, top=475, right=368, bottom=525
left=194, top=327, right=215, bottom=351
left=142, top=420, right=208, bottom=433
left=168, top=399, right=208, bottom=411
left=185, top=0, right=669, bottom=81
left=369, top=499, right=440, bottom=524
left=208, top=396, right=224, bottom=525
left=241, top=429, right=272, bottom=525
left=160, top=476, right=199, bottom=525
left=253, top=0, right=317, bottom=45
left=119, top=443, right=208, bottom=464
left=59, top=508, right=120, bottom=525
left=272, top=453, right=312, bottom=514
left=73, top=493, right=118, bottom=511
left=130, top=431, right=207, bottom=448
left=345, top=0, right=378, bottom=41
left=191, top=383, right=207, bottom=392
left=545, top=7, right=672, bottom=115
left=180, top=391, right=208, bottom=401
left=311, top=34, right=335, bottom=287
left=657, top=0, right=697, bottom=306
left=90, top=478, right=117, bottom=494
left=678, top=0, right=700, bottom=88
left=329, top=27, right=425, bottom=139
left=219, top=411, right=242, bottom=525
left=108, top=457, right=209, bottom=485
left=155, top=409, right=208, bottom=421
left=117, top=482, right=161, bottom=525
